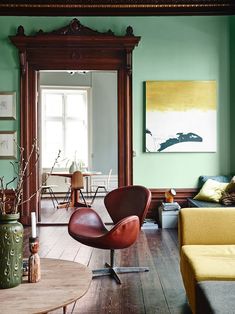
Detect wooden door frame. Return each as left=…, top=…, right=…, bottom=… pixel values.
left=10, top=19, right=140, bottom=224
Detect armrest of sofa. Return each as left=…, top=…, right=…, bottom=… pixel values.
left=178, top=208, right=235, bottom=248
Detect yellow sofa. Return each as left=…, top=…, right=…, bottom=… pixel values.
left=178, top=207, right=235, bottom=313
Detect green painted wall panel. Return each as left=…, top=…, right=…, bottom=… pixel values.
left=0, top=16, right=231, bottom=189
left=230, top=17, right=235, bottom=174
left=132, top=17, right=230, bottom=188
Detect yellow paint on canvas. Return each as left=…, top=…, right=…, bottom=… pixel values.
left=146, top=81, right=216, bottom=112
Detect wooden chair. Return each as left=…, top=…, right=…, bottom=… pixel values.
left=68, top=185, right=151, bottom=284
left=65, top=171, right=88, bottom=209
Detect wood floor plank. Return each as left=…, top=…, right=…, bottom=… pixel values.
left=26, top=199, right=191, bottom=313
left=137, top=230, right=170, bottom=314
left=75, top=248, right=113, bottom=314
left=147, top=229, right=191, bottom=314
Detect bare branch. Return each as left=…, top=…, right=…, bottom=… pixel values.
left=6, top=177, right=17, bottom=189
left=18, top=149, right=62, bottom=207
left=1, top=138, right=62, bottom=214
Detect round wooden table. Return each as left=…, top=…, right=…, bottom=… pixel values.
left=0, top=258, right=92, bottom=314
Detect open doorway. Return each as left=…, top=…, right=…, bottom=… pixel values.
left=10, top=19, right=139, bottom=225
left=39, top=70, right=118, bottom=223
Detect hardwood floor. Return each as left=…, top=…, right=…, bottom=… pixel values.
left=27, top=198, right=191, bottom=314
left=39, top=196, right=112, bottom=224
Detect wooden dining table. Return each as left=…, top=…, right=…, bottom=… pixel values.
left=50, top=171, right=101, bottom=208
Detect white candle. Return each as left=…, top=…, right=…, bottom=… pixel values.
left=31, top=212, right=37, bottom=238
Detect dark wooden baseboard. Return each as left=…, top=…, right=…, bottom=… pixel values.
left=148, top=188, right=198, bottom=221
left=4, top=188, right=198, bottom=224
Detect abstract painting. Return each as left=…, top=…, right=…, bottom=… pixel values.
left=145, top=80, right=216, bottom=152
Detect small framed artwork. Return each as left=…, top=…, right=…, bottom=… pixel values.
left=0, top=131, right=17, bottom=159
left=0, top=92, right=16, bottom=119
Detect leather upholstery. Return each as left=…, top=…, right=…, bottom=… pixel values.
left=69, top=207, right=140, bottom=249
left=68, top=185, right=151, bottom=249
left=104, top=185, right=151, bottom=226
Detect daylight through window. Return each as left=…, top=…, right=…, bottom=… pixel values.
left=41, top=88, right=89, bottom=169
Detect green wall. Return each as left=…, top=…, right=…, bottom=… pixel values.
left=230, top=17, right=235, bottom=175
left=0, top=16, right=231, bottom=188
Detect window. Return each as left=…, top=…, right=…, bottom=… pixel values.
left=41, top=88, right=89, bottom=169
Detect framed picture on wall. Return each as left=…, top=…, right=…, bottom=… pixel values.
left=0, top=92, right=16, bottom=119
left=145, top=80, right=217, bottom=153
left=0, top=131, right=17, bottom=159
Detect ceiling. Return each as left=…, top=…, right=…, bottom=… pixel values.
left=0, top=0, right=234, bottom=16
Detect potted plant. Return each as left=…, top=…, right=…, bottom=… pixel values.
left=0, top=139, right=60, bottom=289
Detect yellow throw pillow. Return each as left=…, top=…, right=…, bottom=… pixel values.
left=194, top=179, right=228, bottom=203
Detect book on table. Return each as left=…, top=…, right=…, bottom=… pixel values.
left=160, top=202, right=181, bottom=211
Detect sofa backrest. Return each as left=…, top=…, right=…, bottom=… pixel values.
left=179, top=208, right=235, bottom=247
left=198, top=175, right=232, bottom=189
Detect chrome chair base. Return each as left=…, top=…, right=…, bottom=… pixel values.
left=92, top=263, right=149, bottom=284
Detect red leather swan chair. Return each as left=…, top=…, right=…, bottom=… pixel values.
left=68, top=185, right=151, bottom=284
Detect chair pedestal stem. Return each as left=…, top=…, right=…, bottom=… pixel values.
left=110, top=249, right=114, bottom=268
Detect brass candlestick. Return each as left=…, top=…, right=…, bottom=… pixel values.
left=28, top=237, right=41, bottom=283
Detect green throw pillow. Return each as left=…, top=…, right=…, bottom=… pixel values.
left=194, top=179, right=228, bottom=203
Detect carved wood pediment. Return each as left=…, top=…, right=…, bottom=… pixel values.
left=36, top=19, right=115, bottom=36
left=14, top=19, right=135, bottom=41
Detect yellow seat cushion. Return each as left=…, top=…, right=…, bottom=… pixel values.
left=180, top=245, right=235, bottom=313
left=182, top=245, right=235, bottom=280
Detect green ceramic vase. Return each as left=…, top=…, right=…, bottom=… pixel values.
left=0, top=213, right=23, bottom=289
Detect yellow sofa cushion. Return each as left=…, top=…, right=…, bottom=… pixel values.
left=179, top=208, right=235, bottom=247
left=193, top=179, right=228, bottom=203
left=182, top=245, right=235, bottom=280
left=180, top=245, right=235, bottom=313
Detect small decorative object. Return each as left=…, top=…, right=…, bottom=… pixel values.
left=28, top=214, right=40, bottom=283
left=31, top=212, right=37, bottom=238
left=165, top=188, right=176, bottom=203
left=68, top=151, right=82, bottom=173
left=159, top=201, right=180, bottom=211
left=69, top=161, right=79, bottom=173
left=28, top=237, right=41, bottom=283
left=0, top=212, right=23, bottom=288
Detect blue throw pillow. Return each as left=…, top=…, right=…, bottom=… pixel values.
left=198, top=175, right=232, bottom=189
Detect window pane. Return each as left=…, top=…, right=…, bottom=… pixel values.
left=66, top=94, right=86, bottom=118
left=45, top=94, right=63, bottom=117
left=42, top=121, right=63, bottom=167
left=66, top=120, right=88, bottom=166
left=41, top=89, right=89, bottom=169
